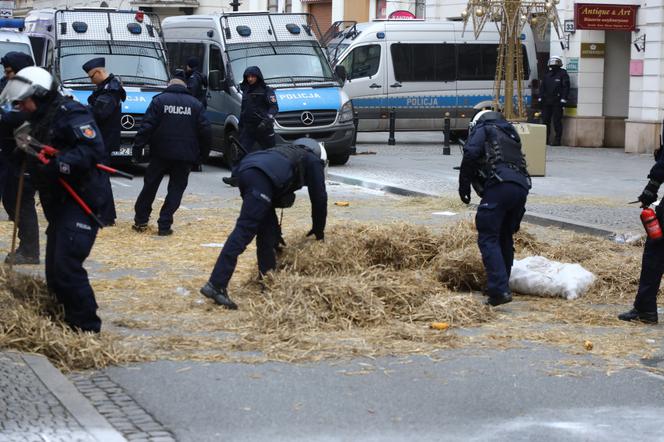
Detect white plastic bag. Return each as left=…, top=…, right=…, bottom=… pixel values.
left=509, top=256, right=596, bottom=300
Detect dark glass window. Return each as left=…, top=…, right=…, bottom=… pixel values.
left=340, top=44, right=381, bottom=80
left=166, top=42, right=205, bottom=77
left=390, top=43, right=455, bottom=82
left=457, top=44, right=530, bottom=80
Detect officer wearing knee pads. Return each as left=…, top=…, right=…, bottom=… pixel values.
left=539, top=56, right=570, bottom=146
left=201, top=137, right=328, bottom=309
left=618, top=148, right=664, bottom=324
left=458, top=110, right=531, bottom=306
left=0, top=52, right=40, bottom=264
left=132, top=78, right=211, bottom=236
left=0, top=66, right=113, bottom=332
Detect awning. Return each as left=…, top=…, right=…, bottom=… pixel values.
left=300, top=0, right=331, bottom=4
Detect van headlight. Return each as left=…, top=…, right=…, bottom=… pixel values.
left=339, top=101, right=354, bottom=123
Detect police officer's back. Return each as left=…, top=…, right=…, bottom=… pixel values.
left=539, top=56, right=570, bottom=146
left=185, top=57, right=207, bottom=107
left=132, top=78, right=211, bottom=235
left=459, top=110, right=531, bottom=306
left=201, top=138, right=328, bottom=309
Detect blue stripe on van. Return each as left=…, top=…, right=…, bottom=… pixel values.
left=352, top=94, right=531, bottom=109
left=68, top=89, right=160, bottom=114
left=275, top=87, right=341, bottom=112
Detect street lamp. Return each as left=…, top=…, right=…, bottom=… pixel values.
left=230, top=0, right=242, bottom=12
left=461, top=0, right=564, bottom=120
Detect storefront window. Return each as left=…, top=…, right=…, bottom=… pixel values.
left=377, top=0, right=426, bottom=19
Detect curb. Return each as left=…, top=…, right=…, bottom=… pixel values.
left=22, top=353, right=127, bottom=442
left=328, top=173, right=618, bottom=237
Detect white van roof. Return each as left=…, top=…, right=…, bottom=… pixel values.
left=163, top=13, right=321, bottom=45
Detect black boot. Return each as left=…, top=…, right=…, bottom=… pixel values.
left=486, top=292, right=513, bottom=307
left=5, top=251, right=39, bottom=265
left=618, top=308, right=658, bottom=324
left=222, top=176, right=239, bottom=187
left=200, top=282, right=238, bottom=309
left=551, top=137, right=561, bottom=146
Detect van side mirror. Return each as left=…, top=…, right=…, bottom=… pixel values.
left=209, top=70, right=224, bottom=91
left=335, top=65, right=347, bottom=83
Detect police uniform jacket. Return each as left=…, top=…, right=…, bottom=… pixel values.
left=134, top=84, right=211, bottom=164
left=237, top=148, right=327, bottom=236
left=461, top=120, right=531, bottom=191
left=239, top=66, right=278, bottom=127
left=87, top=74, right=126, bottom=151
left=540, top=68, right=570, bottom=105
left=186, top=70, right=207, bottom=107
left=29, top=95, right=112, bottom=223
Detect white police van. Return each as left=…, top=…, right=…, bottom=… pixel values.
left=0, top=19, right=35, bottom=63
left=327, top=20, right=538, bottom=133
left=24, top=8, right=169, bottom=163
left=162, top=12, right=355, bottom=165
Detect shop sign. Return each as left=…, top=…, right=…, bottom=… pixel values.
left=575, top=3, right=638, bottom=31
left=566, top=57, right=579, bottom=73
left=388, top=10, right=416, bottom=19
left=580, top=43, right=605, bottom=58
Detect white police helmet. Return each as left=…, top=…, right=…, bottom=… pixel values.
left=293, top=137, right=327, bottom=163
left=0, top=66, right=53, bottom=104
left=469, top=109, right=504, bottom=131
left=548, top=56, right=563, bottom=68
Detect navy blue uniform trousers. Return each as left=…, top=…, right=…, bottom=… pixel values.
left=239, top=124, right=275, bottom=155
left=634, top=238, right=664, bottom=313
left=45, top=201, right=101, bottom=332
left=3, top=165, right=39, bottom=258
left=134, top=157, right=192, bottom=230
left=209, top=168, right=280, bottom=289
left=541, top=104, right=563, bottom=143
left=476, top=182, right=528, bottom=296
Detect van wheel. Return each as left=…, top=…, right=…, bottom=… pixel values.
left=328, top=152, right=350, bottom=166
left=224, top=129, right=241, bottom=167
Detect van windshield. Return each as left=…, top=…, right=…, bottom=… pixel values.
left=58, top=41, right=168, bottom=87
left=0, top=42, right=32, bottom=61
left=227, top=41, right=334, bottom=87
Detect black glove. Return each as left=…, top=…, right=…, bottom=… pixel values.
left=306, top=229, right=324, bottom=241
left=638, top=179, right=661, bottom=207
left=256, top=118, right=273, bottom=133
left=458, top=177, right=471, bottom=205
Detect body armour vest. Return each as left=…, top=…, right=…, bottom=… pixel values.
left=271, top=144, right=308, bottom=206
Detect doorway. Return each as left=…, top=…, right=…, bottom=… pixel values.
left=602, top=31, right=630, bottom=147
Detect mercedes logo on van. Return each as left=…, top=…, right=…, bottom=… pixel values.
left=121, top=114, right=135, bottom=130
left=300, top=111, right=315, bottom=126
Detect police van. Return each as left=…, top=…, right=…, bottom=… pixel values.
left=162, top=12, right=355, bottom=165
left=24, top=8, right=170, bottom=162
left=0, top=19, right=35, bottom=63
left=326, top=20, right=538, bottom=133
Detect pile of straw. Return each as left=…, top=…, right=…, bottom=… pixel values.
left=0, top=266, right=135, bottom=371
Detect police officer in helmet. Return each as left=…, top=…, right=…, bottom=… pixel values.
left=201, top=137, right=328, bottom=309
left=617, top=148, right=664, bottom=324
left=132, top=78, right=211, bottom=236
left=539, top=56, right=570, bottom=146
left=458, top=110, right=531, bottom=306
left=82, top=57, right=126, bottom=224
left=0, top=52, right=40, bottom=265
left=0, top=66, right=113, bottom=332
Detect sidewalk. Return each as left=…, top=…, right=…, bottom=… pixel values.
left=329, top=132, right=653, bottom=233
left=0, top=351, right=125, bottom=442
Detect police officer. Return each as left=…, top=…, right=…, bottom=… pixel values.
left=458, top=110, right=531, bottom=306
left=200, top=138, right=328, bottom=309
left=222, top=66, right=278, bottom=186
left=539, top=56, right=570, bottom=146
left=132, top=78, right=211, bottom=236
left=0, top=52, right=40, bottom=264
left=617, top=148, right=664, bottom=324
left=0, top=66, right=113, bottom=332
left=82, top=57, right=126, bottom=224
left=185, top=58, right=207, bottom=108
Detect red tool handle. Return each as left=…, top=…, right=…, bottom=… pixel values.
left=57, top=178, right=104, bottom=228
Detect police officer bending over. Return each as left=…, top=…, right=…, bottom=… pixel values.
left=618, top=149, right=664, bottom=324
left=82, top=57, right=126, bottom=224
left=0, top=52, right=40, bottom=265
left=459, top=110, right=531, bottom=307
left=539, top=56, right=570, bottom=146
left=132, top=78, right=211, bottom=236
left=0, top=67, right=113, bottom=333
left=201, top=138, right=328, bottom=309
